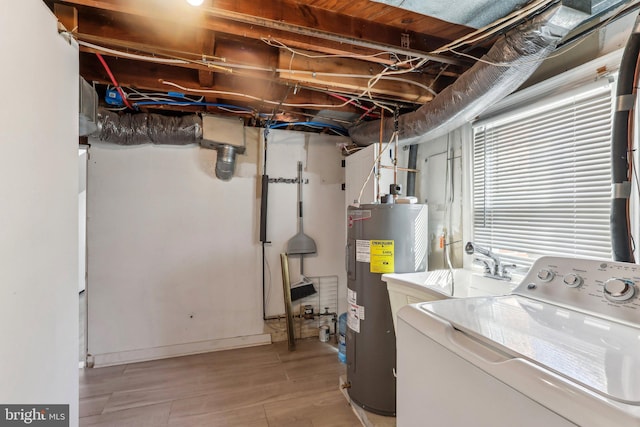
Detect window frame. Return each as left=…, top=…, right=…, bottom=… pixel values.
left=463, top=73, right=615, bottom=267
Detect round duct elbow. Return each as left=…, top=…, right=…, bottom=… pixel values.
left=215, top=144, right=237, bottom=181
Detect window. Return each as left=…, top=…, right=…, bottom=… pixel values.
left=472, top=82, right=613, bottom=266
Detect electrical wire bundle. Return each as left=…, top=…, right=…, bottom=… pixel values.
left=80, top=0, right=640, bottom=129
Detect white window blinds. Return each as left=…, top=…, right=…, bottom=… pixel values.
left=472, top=82, right=613, bottom=266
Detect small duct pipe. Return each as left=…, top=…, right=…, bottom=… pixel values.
left=406, top=144, right=418, bottom=197
left=215, top=145, right=237, bottom=181
left=610, top=13, right=640, bottom=263
left=349, top=3, right=590, bottom=146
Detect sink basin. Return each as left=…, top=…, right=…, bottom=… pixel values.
left=382, top=268, right=520, bottom=331
left=384, top=269, right=519, bottom=298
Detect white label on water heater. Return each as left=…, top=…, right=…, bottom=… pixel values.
left=356, top=239, right=370, bottom=262
left=348, top=288, right=357, bottom=305
left=347, top=303, right=361, bottom=333
left=347, top=290, right=361, bottom=332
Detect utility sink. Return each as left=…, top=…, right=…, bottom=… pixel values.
left=382, top=268, right=521, bottom=331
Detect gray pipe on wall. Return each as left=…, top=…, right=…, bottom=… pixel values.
left=610, top=13, right=640, bottom=263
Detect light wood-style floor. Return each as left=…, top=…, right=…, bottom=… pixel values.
left=80, top=339, right=361, bottom=426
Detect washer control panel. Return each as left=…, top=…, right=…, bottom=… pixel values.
left=514, top=256, right=640, bottom=325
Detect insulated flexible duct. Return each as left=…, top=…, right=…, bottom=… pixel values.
left=349, top=3, right=589, bottom=146
left=610, top=14, right=640, bottom=263
left=95, top=108, right=202, bottom=145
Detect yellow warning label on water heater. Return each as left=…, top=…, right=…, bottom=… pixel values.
left=370, top=240, right=394, bottom=273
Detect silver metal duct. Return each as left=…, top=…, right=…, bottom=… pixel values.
left=372, top=0, right=625, bottom=28
left=93, top=110, right=246, bottom=181
left=215, top=144, right=238, bottom=181
left=349, top=3, right=591, bottom=146
left=79, top=77, right=98, bottom=137
left=94, top=108, right=202, bottom=145
left=371, top=0, right=531, bottom=28
left=201, top=115, right=247, bottom=181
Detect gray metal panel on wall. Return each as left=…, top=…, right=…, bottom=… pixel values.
left=346, top=204, right=427, bottom=415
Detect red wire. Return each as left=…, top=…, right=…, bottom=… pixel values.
left=328, top=93, right=379, bottom=118
left=95, top=53, right=134, bottom=110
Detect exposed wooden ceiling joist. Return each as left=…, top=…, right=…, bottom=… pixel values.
left=56, top=0, right=470, bottom=66
left=80, top=52, right=376, bottom=119
left=46, top=0, right=492, bottom=128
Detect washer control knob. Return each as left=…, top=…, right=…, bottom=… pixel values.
left=603, top=278, right=636, bottom=302
left=563, top=273, right=583, bottom=288
left=537, top=269, right=555, bottom=282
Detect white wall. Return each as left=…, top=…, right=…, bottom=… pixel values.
left=344, top=143, right=408, bottom=207
left=415, top=127, right=466, bottom=270
left=87, top=130, right=265, bottom=365
left=263, top=130, right=348, bottom=316
left=87, top=128, right=348, bottom=365
left=0, top=1, right=79, bottom=424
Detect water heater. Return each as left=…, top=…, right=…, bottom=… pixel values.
left=346, top=203, right=428, bottom=416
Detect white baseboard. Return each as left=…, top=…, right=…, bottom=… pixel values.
left=88, top=333, right=272, bottom=368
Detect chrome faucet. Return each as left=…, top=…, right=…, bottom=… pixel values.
left=465, top=242, right=515, bottom=281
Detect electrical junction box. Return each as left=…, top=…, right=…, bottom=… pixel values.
left=104, top=88, right=123, bottom=106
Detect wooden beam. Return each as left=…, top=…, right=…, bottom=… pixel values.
left=57, top=0, right=488, bottom=118
left=202, top=0, right=462, bottom=64
left=79, top=53, right=367, bottom=116
left=196, top=30, right=217, bottom=111
left=75, top=25, right=434, bottom=105
left=197, top=31, right=216, bottom=88
left=54, top=3, right=78, bottom=33
left=57, top=0, right=470, bottom=68
left=277, top=49, right=434, bottom=104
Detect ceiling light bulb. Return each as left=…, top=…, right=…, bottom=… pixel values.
left=187, top=0, right=204, bottom=6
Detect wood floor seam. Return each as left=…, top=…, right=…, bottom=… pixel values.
left=79, top=339, right=359, bottom=427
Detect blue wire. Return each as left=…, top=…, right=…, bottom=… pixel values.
left=166, top=91, right=186, bottom=98
left=133, top=101, right=255, bottom=113
left=267, top=121, right=348, bottom=135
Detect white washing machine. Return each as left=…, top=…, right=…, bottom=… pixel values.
left=396, top=256, right=640, bottom=427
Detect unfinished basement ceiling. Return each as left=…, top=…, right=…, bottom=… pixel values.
left=377, top=0, right=640, bottom=29
left=44, top=0, right=634, bottom=135
left=371, top=0, right=532, bottom=28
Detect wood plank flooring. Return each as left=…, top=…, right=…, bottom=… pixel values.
left=80, top=339, right=361, bottom=426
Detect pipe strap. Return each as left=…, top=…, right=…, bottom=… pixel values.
left=612, top=181, right=631, bottom=199
left=615, top=94, right=636, bottom=112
